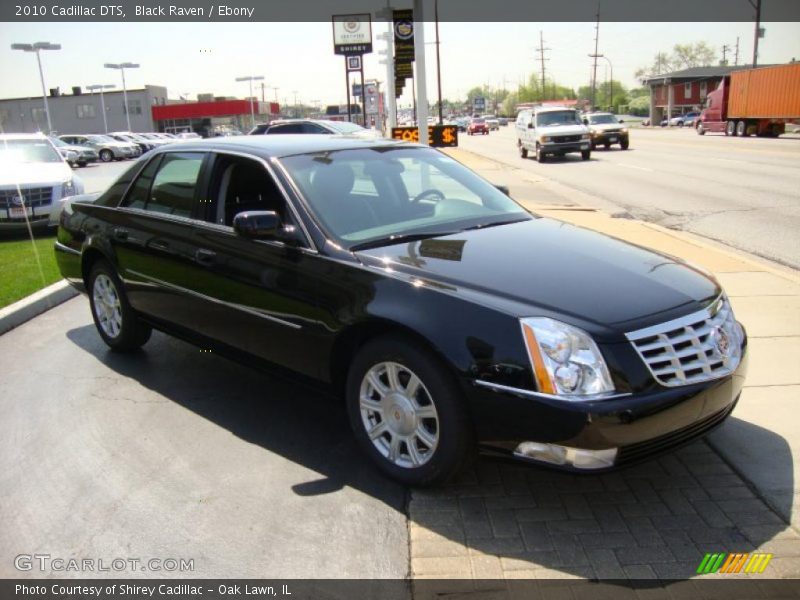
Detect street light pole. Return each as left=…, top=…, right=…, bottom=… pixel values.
left=105, top=62, right=140, bottom=131
left=235, top=75, right=264, bottom=129
left=589, top=54, right=613, bottom=112
left=87, top=84, right=116, bottom=133
left=11, top=41, right=61, bottom=133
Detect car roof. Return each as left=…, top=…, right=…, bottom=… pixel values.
left=534, top=106, right=577, bottom=113
left=584, top=112, right=614, bottom=116
left=159, top=134, right=412, bottom=158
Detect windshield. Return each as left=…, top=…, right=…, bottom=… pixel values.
left=536, top=110, right=581, bottom=127
left=280, top=147, right=530, bottom=248
left=588, top=114, right=618, bottom=124
left=88, top=135, right=115, bottom=143
left=327, top=121, right=366, bottom=134
left=49, top=137, right=68, bottom=147
left=0, top=139, right=62, bottom=163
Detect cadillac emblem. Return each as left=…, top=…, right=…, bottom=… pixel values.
left=344, top=20, right=361, bottom=33
left=11, top=195, right=24, bottom=206
left=712, top=326, right=731, bottom=357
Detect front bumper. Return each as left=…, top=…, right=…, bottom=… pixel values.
left=540, top=141, right=590, bottom=154
left=467, top=348, right=748, bottom=471
left=592, top=131, right=628, bottom=144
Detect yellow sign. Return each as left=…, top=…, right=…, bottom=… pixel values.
left=391, top=125, right=458, bottom=148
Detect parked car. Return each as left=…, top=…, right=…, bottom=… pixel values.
left=582, top=112, right=630, bottom=150
left=108, top=132, right=156, bottom=154
left=497, top=117, right=509, bottom=126
left=49, top=137, right=99, bottom=167
left=54, top=135, right=747, bottom=485
left=59, top=134, right=136, bottom=162
left=176, top=132, right=202, bottom=140
left=516, top=106, right=592, bottom=162
left=669, top=112, right=700, bottom=127
left=467, top=118, right=489, bottom=135
left=135, top=133, right=174, bottom=147
left=485, top=118, right=500, bottom=131
left=0, top=133, right=84, bottom=230
left=249, top=119, right=379, bottom=139
left=454, top=118, right=469, bottom=132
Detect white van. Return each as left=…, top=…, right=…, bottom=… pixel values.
left=516, top=107, right=592, bottom=163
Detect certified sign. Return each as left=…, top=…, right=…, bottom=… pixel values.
left=332, top=14, right=373, bottom=55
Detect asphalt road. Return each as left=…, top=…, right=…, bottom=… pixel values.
left=0, top=297, right=408, bottom=578
left=458, top=126, right=800, bottom=269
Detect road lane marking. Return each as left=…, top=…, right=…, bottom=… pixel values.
left=614, top=163, right=654, bottom=172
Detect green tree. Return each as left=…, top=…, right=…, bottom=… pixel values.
left=627, top=95, right=650, bottom=116
left=634, top=42, right=717, bottom=80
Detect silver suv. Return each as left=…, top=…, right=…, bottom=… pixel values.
left=516, top=107, right=592, bottom=163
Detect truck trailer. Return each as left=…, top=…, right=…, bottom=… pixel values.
left=697, top=63, right=800, bottom=137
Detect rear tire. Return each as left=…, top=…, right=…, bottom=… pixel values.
left=99, top=149, right=113, bottom=162
left=88, top=260, right=152, bottom=352
left=726, top=120, right=737, bottom=136
left=736, top=120, right=748, bottom=137
left=346, top=336, right=474, bottom=486
left=519, top=144, right=528, bottom=159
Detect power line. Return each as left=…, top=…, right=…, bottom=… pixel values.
left=535, top=30, right=550, bottom=100
left=590, top=2, right=600, bottom=108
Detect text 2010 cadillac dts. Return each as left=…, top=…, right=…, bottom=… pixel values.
left=55, top=135, right=747, bottom=485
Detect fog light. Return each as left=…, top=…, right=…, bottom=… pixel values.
left=514, top=442, right=617, bottom=470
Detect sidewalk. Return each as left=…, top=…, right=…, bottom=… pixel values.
left=406, top=148, right=800, bottom=586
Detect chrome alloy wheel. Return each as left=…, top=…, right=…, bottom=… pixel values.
left=359, top=361, right=439, bottom=469
left=92, top=274, right=122, bottom=339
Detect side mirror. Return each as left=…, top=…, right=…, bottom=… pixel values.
left=618, top=118, right=625, bottom=123
left=233, top=210, right=299, bottom=244
left=494, top=184, right=510, bottom=196
left=582, top=118, right=589, bottom=125
left=527, top=123, right=534, bottom=129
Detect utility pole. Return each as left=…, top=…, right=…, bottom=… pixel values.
left=590, top=3, right=600, bottom=109
left=435, top=0, right=443, bottom=124
left=721, top=44, right=730, bottom=65
left=734, top=37, right=740, bottom=65
left=535, top=31, right=550, bottom=100
left=750, top=0, right=761, bottom=67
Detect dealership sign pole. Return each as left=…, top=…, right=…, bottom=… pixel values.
left=333, top=14, right=373, bottom=125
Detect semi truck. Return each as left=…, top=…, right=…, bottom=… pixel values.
left=696, top=63, right=800, bottom=137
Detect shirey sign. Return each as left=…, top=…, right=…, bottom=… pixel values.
left=332, top=14, right=373, bottom=55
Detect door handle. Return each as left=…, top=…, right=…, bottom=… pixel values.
left=112, top=227, right=129, bottom=241
left=195, top=248, right=216, bottom=264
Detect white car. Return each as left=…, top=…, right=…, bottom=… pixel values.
left=0, top=133, right=84, bottom=230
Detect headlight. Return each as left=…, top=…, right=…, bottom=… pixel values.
left=581, top=134, right=591, bottom=140
left=61, top=179, right=75, bottom=199
left=621, top=128, right=628, bottom=133
left=520, top=317, right=614, bottom=399
left=539, top=136, right=551, bottom=143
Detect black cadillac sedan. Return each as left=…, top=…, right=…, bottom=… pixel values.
left=54, top=135, right=747, bottom=485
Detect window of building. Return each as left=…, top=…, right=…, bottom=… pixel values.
left=700, top=81, right=708, bottom=98
left=124, top=99, right=143, bottom=115
left=0, top=109, right=9, bottom=126
left=76, top=104, right=96, bottom=119
left=684, top=83, right=692, bottom=98
left=31, top=107, right=46, bottom=126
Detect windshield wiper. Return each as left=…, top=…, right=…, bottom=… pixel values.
left=461, top=216, right=530, bottom=231
left=350, top=230, right=460, bottom=251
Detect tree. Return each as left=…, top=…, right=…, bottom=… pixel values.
left=635, top=42, right=718, bottom=80
left=627, top=95, right=650, bottom=116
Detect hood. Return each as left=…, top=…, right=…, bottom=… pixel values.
left=0, top=161, right=73, bottom=187
left=354, top=218, right=719, bottom=340
left=538, top=123, right=588, bottom=135
left=589, top=122, right=625, bottom=132
left=62, top=144, right=97, bottom=154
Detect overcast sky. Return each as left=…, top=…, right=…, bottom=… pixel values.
left=1, top=21, right=798, bottom=109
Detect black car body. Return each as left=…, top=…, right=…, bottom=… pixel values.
left=54, top=135, right=747, bottom=485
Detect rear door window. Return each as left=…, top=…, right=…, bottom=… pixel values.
left=121, top=152, right=204, bottom=218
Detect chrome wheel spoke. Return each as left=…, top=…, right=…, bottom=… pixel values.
left=384, top=362, right=401, bottom=392
left=407, top=438, right=423, bottom=466
left=405, top=374, right=421, bottom=398
left=416, top=405, right=437, bottom=420
left=360, top=395, right=383, bottom=414
left=368, top=421, right=388, bottom=440
left=366, top=371, right=388, bottom=397
left=415, top=427, right=437, bottom=450
left=387, top=434, right=401, bottom=462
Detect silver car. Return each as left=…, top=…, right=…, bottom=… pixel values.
left=59, top=134, right=137, bottom=162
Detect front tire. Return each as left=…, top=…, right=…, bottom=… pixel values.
left=696, top=122, right=705, bottom=135
left=99, top=149, right=113, bottom=162
left=88, top=261, right=152, bottom=352
left=726, top=120, right=737, bottom=136
left=346, top=336, right=474, bottom=486
left=535, top=144, right=546, bottom=163
left=620, top=138, right=629, bottom=150
left=581, top=149, right=591, bottom=160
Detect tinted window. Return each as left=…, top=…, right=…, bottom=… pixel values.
left=100, top=160, right=149, bottom=207
left=268, top=124, right=304, bottom=134
left=148, top=153, right=204, bottom=217
left=301, top=123, right=328, bottom=133
left=120, top=155, right=161, bottom=210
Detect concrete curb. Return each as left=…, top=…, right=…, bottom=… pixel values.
left=0, top=280, right=79, bottom=336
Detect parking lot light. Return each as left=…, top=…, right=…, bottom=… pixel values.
left=235, top=75, right=265, bottom=129
left=86, top=84, right=116, bottom=133
left=105, top=62, right=140, bottom=132
left=11, top=41, right=61, bottom=134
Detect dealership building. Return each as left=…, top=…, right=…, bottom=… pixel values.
left=0, top=85, right=279, bottom=136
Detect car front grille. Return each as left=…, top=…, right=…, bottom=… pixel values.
left=626, top=296, right=743, bottom=387
left=0, top=186, right=54, bottom=209
left=601, top=128, right=622, bottom=134
left=552, top=135, right=582, bottom=143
